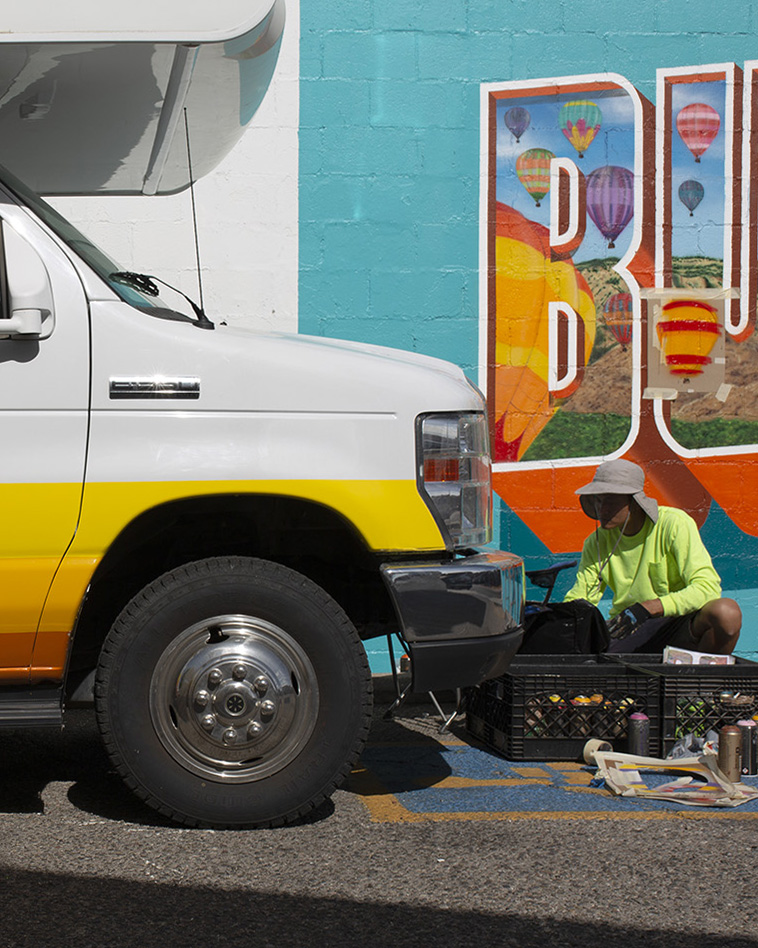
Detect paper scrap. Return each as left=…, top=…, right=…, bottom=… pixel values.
left=663, top=645, right=735, bottom=665
left=593, top=750, right=758, bottom=808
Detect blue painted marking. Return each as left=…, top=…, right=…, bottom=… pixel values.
left=360, top=742, right=758, bottom=815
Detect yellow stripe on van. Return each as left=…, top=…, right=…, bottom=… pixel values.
left=5, top=479, right=445, bottom=677
left=0, top=483, right=82, bottom=557
left=71, top=479, right=444, bottom=555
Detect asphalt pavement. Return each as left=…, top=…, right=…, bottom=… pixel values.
left=1, top=690, right=758, bottom=947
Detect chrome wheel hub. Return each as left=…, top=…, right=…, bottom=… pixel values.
left=149, top=614, right=319, bottom=783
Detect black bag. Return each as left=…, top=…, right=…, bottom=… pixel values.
left=519, top=599, right=610, bottom=655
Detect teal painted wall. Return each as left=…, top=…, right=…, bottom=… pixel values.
left=300, top=0, right=758, bottom=365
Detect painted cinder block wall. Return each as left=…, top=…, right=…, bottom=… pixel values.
left=300, top=0, right=736, bottom=359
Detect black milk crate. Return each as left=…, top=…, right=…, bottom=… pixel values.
left=465, top=654, right=661, bottom=761
left=660, top=657, right=758, bottom=755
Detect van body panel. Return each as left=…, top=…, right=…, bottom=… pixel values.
left=0, top=200, right=90, bottom=678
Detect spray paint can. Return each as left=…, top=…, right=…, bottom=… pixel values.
left=737, top=719, right=758, bottom=776
left=627, top=712, right=650, bottom=756
left=718, top=725, right=742, bottom=783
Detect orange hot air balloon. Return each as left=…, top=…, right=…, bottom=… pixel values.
left=516, top=148, right=555, bottom=207
left=493, top=202, right=596, bottom=462
left=656, top=299, right=720, bottom=377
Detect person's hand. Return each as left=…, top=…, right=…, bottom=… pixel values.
left=607, top=602, right=654, bottom=640
left=639, top=598, right=664, bottom=617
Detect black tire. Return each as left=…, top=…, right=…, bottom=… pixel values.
left=94, top=556, right=373, bottom=828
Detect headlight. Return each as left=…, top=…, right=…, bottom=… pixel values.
left=416, top=411, right=492, bottom=549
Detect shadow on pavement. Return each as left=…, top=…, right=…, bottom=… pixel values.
left=0, top=702, right=458, bottom=824
left=347, top=705, right=455, bottom=797
left=0, top=865, right=755, bottom=948
left=0, top=709, right=335, bottom=829
left=0, top=712, right=107, bottom=816
left=0, top=703, right=460, bottom=821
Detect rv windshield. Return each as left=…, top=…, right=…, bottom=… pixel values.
left=0, top=163, right=182, bottom=314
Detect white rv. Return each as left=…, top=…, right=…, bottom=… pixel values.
left=0, top=1, right=523, bottom=828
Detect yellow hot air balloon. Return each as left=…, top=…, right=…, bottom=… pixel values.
left=656, top=299, right=720, bottom=378
left=493, top=202, right=596, bottom=461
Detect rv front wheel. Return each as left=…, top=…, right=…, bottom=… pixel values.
left=95, top=557, right=372, bottom=828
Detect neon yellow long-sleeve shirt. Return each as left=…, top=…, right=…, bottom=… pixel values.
left=564, top=505, right=721, bottom=618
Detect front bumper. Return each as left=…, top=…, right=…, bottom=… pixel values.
left=380, top=551, right=524, bottom=692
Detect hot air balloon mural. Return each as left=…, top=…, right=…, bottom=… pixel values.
left=559, top=100, right=602, bottom=158
left=676, top=103, right=721, bottom=163
left=603, top=293, right=633, bottom=350
left=493, top=202, right=596, bottom=462
left=678, top=179, right=705, bottom=216
left=657, top=299, right=721, bottom=379
left=516, top=148, right=555, bottom=208
left=504, top=106, right=530, bottom=143
left=586, top=165, right=634, bottom=249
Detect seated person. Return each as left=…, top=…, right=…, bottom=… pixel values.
left=564, top=459, right=741, bottom=655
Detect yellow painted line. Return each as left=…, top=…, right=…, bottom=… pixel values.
left=412, top=776, right=553, bottom=789
left=348, top=765, right=426, bottom=823
left=511, top=766, right=553, bottom=778
left=562, top=784, right=614, bottom=795
left=363, top=808, right=758, bottom=823
left=364, top=738, right=469, bottom=748
left=562, top=772, right=595, bottom=786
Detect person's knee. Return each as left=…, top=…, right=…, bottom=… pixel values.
left=701, top=598, right=742, bottom=639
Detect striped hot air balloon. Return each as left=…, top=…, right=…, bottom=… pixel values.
left=492, top=202, right=596, bottom=462
left=676, top=103, right=720, bottom=163
left=586, top=165, right=634, bottom=249
left=657, top=299, right=720, bottom=377
left=603, top=292, right=633, bottom=350
left=516, top=148, right=555, bottom=207
left=559, top=100, right=602, bottom=158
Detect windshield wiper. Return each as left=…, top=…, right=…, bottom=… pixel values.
left=110, top=271, right=215, bottom=331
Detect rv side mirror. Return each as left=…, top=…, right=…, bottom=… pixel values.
left=0, top=308, right=43, bottom=336
left=0, top=219, right=54, bottom=339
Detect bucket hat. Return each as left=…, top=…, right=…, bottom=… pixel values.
left=575, top=459, right=658, bottom=524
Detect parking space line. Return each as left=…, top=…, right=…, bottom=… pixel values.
left=348, top=764, right=427, bottom=823
left=412, top=776, right=554, bottom=789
